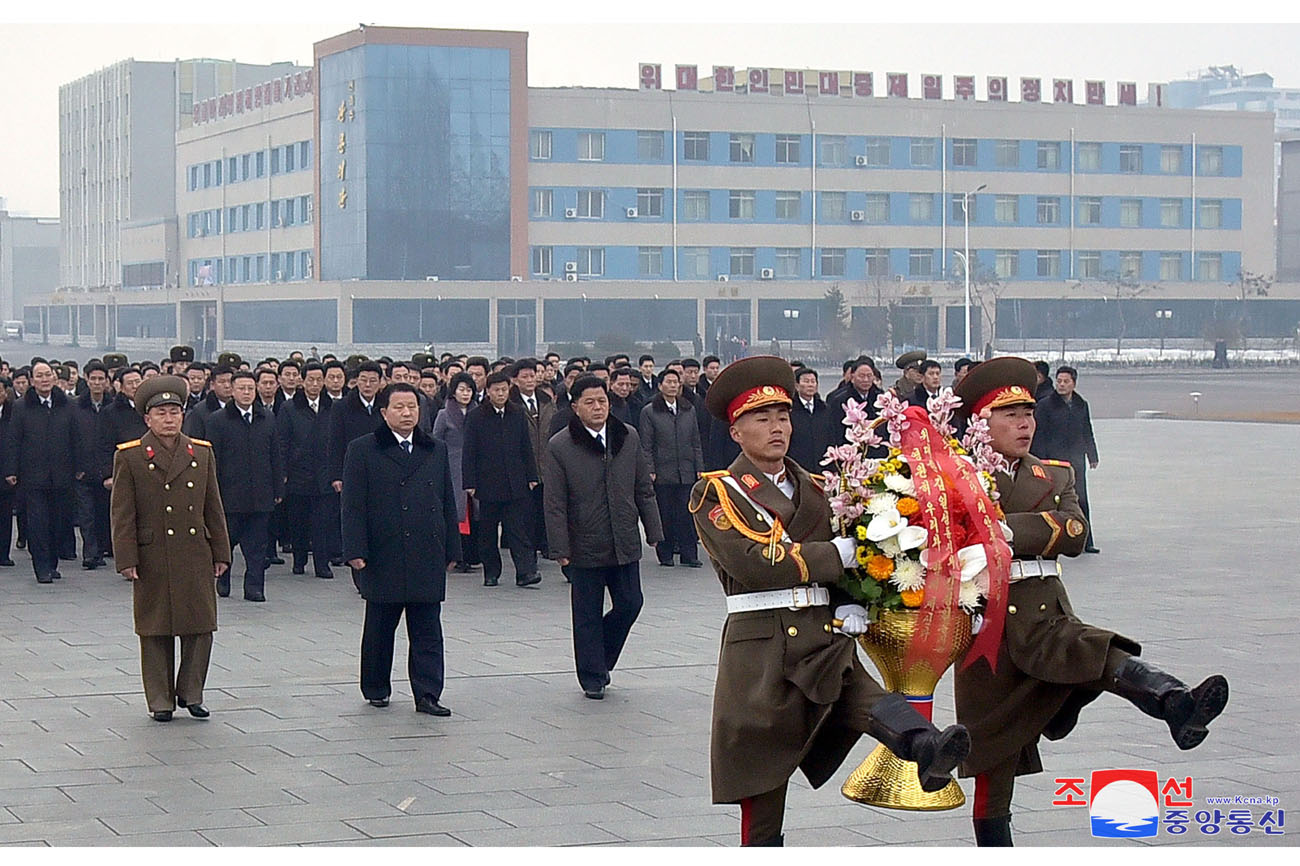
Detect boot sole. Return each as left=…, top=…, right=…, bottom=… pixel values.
left=919, top=726, right=971, bottom=793
left=1172, top=675, right=1229, bottom=750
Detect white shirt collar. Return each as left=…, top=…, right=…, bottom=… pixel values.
left=393, top=430, right=414, bottom=448
left=763, top=467, right=796, bottom=499
left=584, top=424, right=606, bottom=441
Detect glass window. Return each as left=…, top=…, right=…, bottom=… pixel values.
left=214, top=160, right=222, bottom=185
left=680, top=247, right=710, bottom=279
left=1160, top=252, right=1183, bottom=281
left=1077, top=142, right=1101, bottom=171
left=908, top=249, right=933, bottom=277
left=284, top=198, right=296, bottom=226
left=299, top=140, right=312, bottom=169
left=952, top=138, right=977, bottom=167
left=821, top=191, right=847, bottom=222
left=729, top=190, right=756, bottom=219
left=531, top=189, right=553, bottom=218
left=995, top=139, right=1020, bottom=168
left=530, top=130, right=552, bottom=160
left=1199, top=198, right=1222, bottom=229
left=637, top=130, right=664, bottom=161
left=683, top=131, right=710, bottom=160
left=1037, top=197, right=1060, bottom=224
left=1077, top=251, right=1101, bottom=278
left=577, top=247, right=604, bottom=276
left=819, top=135, right=846, bottom=166
left=1120, top=198, right=1142, bottom=227
left=682, top=190, right=710, bottom=220
left=577, top=190, right=604, bottom=219
left=995, top=195, right=1019, bottom=223
left=1119, top=144, right=1143, bottom=173
left=951, top=194, right=967, bottom=223
left=637, top=188, right=664, bottom=218
left=1120, top=251, right=1142, bottom=278
left=227, top=157, right=238, bottom=182
left=1036, top=250, right=1061, bottom=277
left=775, top=134, right=801, bottom=164
left=865, top=248, right=890, bottom=278
left=638, top=246, right=663, bottom=276
left=1037, top=141, right=1061, bottom=169
left=270, top=148, right=281, bottom=175
left=1161, top=145, right=1184, bottom=173
left=270, top=200, right=282, bottom=229
left=1198, top=146, right=1223, bottom=176
left=775, top=248, right=802, bottom=277
left=578, top=132, right=605, bottom=161
left=255, top=150, right=265, bottom=178
left=820, top=248, right=846, bottom=277
left=531, top=246, right=552, bottom=276
left=995, top=249, right=1018, bottom=278
left=1160, top=198, right=1183, bottom=228
left=254, top=202, right=265, bottom=230
left=729, top=133, right=755, bottom=163
left=1197, top=252, right=1222, bottom=280
left=909, top=194, right=933, bottom=222
left=729, top=247, right=755, bottom=276
left=189, top=165, right=199, bottom=191
left=241, top=154, right=251, bottom=180
left=203, top=162, right=212, bottom=187
left=911, top=138, right=936, bottom=167
left=864, top=137, right=890, bottom=166
left=774, top=191, right=801, bottom=220
left=862, top=193, right=888, bottom=223
left=285, top=145, right=295, bottom=172
left=228, top=207, right=239, bottom=232
left=301, top=195, right=312, bottom=224
left=1077, top=196, right=1102, bottom=225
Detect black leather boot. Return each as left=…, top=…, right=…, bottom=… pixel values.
left=1109, top=657, right=1228, bottom=750
left=865, top=693, right=972, bottom=793
left=748, top=834, right=784, bottom=847
left=973, top=816, right=1013, bottom=847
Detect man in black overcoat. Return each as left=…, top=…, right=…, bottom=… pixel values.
left=276, top=361, right=335, bottom=579
left=342, top=383, right=461, bottom=717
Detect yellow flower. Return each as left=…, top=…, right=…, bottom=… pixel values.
left=901, top=588, right=925, bottom=608
left=854, top=525, right=868, bottom=542
left=866, top=555, right=895, bottom=581
left=855, top=546, right=871, bottom=566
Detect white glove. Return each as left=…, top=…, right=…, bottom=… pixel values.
left=832, top=536, right=857, bottom=568
left=956, top=544, right=988, bottom=582
left=835, top=604, right=869, bottom=636
left=999, top=520, right=1014, bottom=543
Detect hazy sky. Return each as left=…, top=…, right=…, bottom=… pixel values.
left=3, top=2, right=1299, bottom=217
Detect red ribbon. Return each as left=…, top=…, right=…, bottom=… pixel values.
left=897, top=406, right=1010, bottom=674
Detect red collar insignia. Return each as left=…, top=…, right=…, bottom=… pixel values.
left=740, top=473, right=760, bottom=490
left=187, top=443, right=195, bottom=457
left=145, top=445, right=155, bottom=459
left=1031, top=464, right=1048, bottom=480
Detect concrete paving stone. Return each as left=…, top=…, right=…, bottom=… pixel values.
left=99, top=808, right=264, bottom=835
left=483, top=801, right=650, bottom=829
left=345, top=809, right=512, bottom=838
left=94, top=830, right=215, bottom=846
left=422, top=772, right=578, bottom=797
left=448, top=823, right=627, bottom=846
left=388, top=789, right=545, bottom=816
left=7, top=798, right=165, bottom=824
left=0, top=818, right=114, bottom=845
left=199, top=820, right=368, bottom=846
left=242, top=800, right=407, bottom=825
left=590, top=812, right=740, bottom=842
left=308, top=833, right=469, bottom=846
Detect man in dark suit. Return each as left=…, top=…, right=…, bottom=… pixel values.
left=204, top=370, right=284, bottom=602
left=3, top=359, right=80, bottom=583
left=1031, top=365, right=1101, bottom=553
left=825, top=357, right=882, bottom=446
left=0, top=377, right=15, bottom=566
left=184, top=363, right=209, bottom=411
left=462, top=370, right=539, bottom=588
left=277, top=361, right=334, bottom=579
left=97, top=367, right=147, bottom=479
left=181, top=365, right=234, bottom=440
left=342, top=382, right=460, bottom=717
left=72, top=361, right=112, bottom=569
left=328, top=361, right=384, bottom=588
left=788, top=367, right=833, bottom=473
left=907, top=359, right=944, bottom=407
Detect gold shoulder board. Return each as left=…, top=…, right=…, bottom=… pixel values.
left=190, top=438, right=212, bottom=447
left=116, top=439, right=141, bottom=451
left=1039, top=459, right=1071, bottom=467
left=701, top=470, right=728, bottom=479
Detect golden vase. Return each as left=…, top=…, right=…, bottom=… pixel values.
left=840, top=608, right=973, bottom=811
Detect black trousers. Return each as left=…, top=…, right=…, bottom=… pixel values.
left=266, top=499, right=286, bottom=557
left=286, top=493, right=333, bottom=576
left=0, top=485, right=13, bottom=561
left=327, top=489, right=343, bottom=560
left=529, top=483, right=549, bottom=554
left=653, top=483, right=698, bottom=564
left=360, top=601, right=444, bottom=704
left=477, top=497, right=537, bottom=580
left=224, top=511, right=270, bottom=595
left=73, top=479, right=105, bottom=562
left=569, top=562, right=643, bottom=691
left=25, top=487, right=69, bottom=577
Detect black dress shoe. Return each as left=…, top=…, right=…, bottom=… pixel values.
left=291, top=565, right=305, bottom=575
left=267, top=555, right=285, bottom=565
left=244, top=592, right=266, bottom=602
left=82, top=560, right=101, bottom=570
left=483, top=576, right=499, bottom=587
left=315, top=571, right=334, bottom=579
left=0, top=558, right=14, bottom=566
left=583, top=686, right=605, bottom=700
left=152, top=710, right=173, bottom=722
left=368, top=698, right=389, bottom=708
left=415, top=697, right=451, bottom=716
left=516, top=573, right=541, bottom=587
left=176, top=699, right=209, bottom=718
left=51, top=570, right=62, bottom=580
left=36, top=573, right=54, bottom=584
left=59, top=554, right=77, bottom=561
left=91, top=557, right=107, bottom=568
left=658, top=560, right=675, bottom=567
left=680, top=560, right=704, bottom=568
left=1084, top=546, right=1101, bottom=554
left=329, top=557, right=345, bottom=567
left=15, top=539, right=25, bottom=550
left=454, top=562, right=474, bottom=573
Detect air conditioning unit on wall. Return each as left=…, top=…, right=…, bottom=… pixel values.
left=565, top=273, right=579, bottom=282
left=759, top=268, right=774, bottom=280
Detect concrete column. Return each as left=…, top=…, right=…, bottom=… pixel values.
left=749, top=296, right=760, bottom=348
left=696, top=296, right=706, bottom=351
left=488, top=297, right=499, bottom=351
left=336, top=288, right=353, bottom=345
left=937, top=304, right=949, bottom=352
left=535, top=297, right=546, bottom=349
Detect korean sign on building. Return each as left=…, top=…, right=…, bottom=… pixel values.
left=192, top=70, right=314, bottom=126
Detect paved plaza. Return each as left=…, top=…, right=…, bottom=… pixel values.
left=0, top=418, right=1295, bottom=847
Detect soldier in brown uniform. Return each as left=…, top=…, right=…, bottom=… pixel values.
left=690, top=356, right=971, bottom=847
left=952, top=358, right=1229, bottom=846
left=111, top=376, right=232, bottom=722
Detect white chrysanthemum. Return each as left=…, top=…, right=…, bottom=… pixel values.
left=866, top=492, right=899, bottom=514
left=959, top=579, right=983, bottom=613
left=878, top=536, right=902, bottom=558
left=891, top=558, right=925, bottom=592
left=883, top=473, right=915, bottom=496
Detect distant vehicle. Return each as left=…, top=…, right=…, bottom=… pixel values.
left=2, top=321, right=22, bottom=340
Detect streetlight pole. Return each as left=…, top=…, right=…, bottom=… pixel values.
left=963, top=183, right=987, bottom=358
left=1156, top=308, right=1172, bottom=358
left=783, top=308, right=799, bottom=355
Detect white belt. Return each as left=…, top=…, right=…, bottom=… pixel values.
left=1009, top=558, right=1062, bottom=582
left=726, top=585, right=829, bottom=614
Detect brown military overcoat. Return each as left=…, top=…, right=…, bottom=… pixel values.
left=691, top=453, right=879, bottom=805
left=111, top=431, right=232, bottom=637
left=955, top=453, right=1139, bottom=777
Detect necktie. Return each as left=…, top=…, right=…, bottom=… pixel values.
left=596, top=431, right=605, bottom=450
left=526, top=397, right=536, bottom=414
left=805, top=401, right=814, bottom=413
left=365, top=403, right=372, bottom=415
left=402, top=441, right=412, bottom=454
left=244, top=411, right=252, bottom=425
left=310, top=401, right=318, bottom=414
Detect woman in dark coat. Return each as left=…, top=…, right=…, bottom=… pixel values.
left=432, top=372, right=476, bottom=572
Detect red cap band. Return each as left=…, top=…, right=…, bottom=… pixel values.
left=726, top=385, right=792, bottom=423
